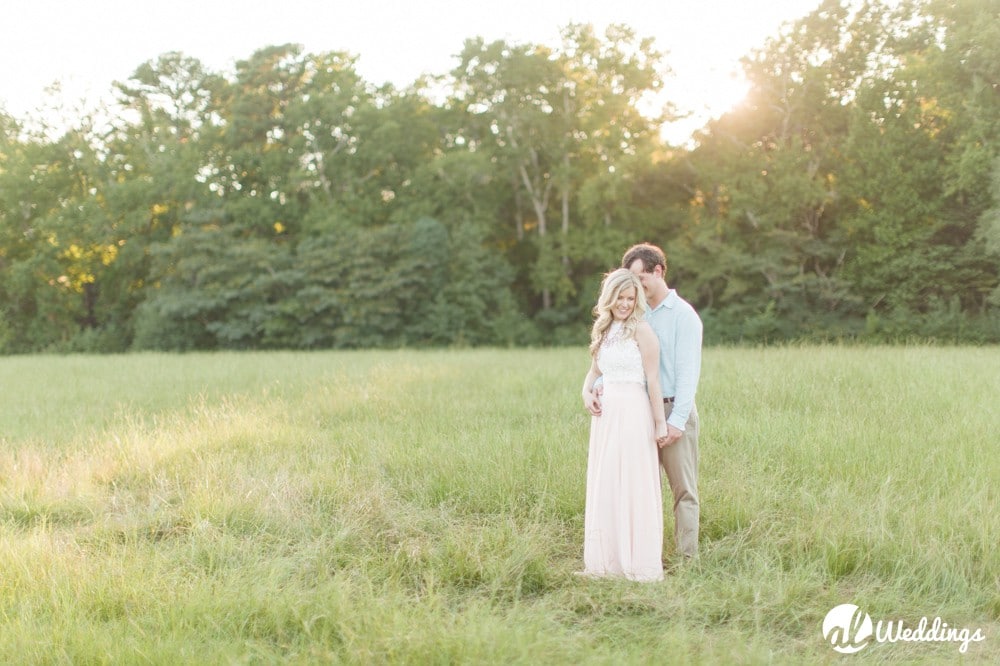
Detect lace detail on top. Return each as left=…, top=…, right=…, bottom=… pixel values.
left=598, top=322, right=645, bottom=384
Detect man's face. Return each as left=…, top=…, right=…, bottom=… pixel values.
left=627, top=258, right=655, bottom=300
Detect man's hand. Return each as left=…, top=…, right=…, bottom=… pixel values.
left=583, top=387, right=603, bottom=416
left=657, top=424, right=683, bottom=448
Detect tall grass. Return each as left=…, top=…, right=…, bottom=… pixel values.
left=1, top=347, right=997, bottom=663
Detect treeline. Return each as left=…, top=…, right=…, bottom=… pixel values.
left=1, top=0, right=999, bottom=352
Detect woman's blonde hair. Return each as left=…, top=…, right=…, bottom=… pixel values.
left=589, top=268, right=648, bottom=358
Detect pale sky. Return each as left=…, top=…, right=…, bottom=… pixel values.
left=2, top=0, right=822, bottom=143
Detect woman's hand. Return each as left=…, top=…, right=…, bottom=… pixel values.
left=657, top=424, right=682, bottom=448
left=583, top=388, right=602, bottom=416
left=654, top=421, right=669, bottom=448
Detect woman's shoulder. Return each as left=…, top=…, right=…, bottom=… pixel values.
left=634, top=320, right=658, bottom=345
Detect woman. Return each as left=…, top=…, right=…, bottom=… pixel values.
left=579, top=268, right=668, bottom=581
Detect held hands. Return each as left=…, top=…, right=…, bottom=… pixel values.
left=654, top=421, right=668, bottom=448
left=583, top=385, right=603, bottom=416
left=656, top=424, right=683, bottom=448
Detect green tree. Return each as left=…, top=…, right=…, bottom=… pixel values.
left=839, top=0, right=1000, bottom=336
left=686, top=0, right=873, bottom=339
left=0, top=107, right=145, bottom=351
left=450, top=25, right=667, bottom=327
left=133, top=226, right=294, bottom=350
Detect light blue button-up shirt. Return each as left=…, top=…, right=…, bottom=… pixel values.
left=646, top=289, right=702, bottom=431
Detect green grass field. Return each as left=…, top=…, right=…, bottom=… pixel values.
left=1, top=347, right=997, bottom=664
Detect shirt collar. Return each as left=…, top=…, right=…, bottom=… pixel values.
left=650, top=289, right=677, bottom=312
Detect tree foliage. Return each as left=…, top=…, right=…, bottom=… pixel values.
left=1, top=1, right=998, bottom=352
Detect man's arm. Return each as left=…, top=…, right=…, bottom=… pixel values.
left=666, top=307, right=702, bottom=431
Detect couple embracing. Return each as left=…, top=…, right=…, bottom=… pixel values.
left=579, top=243, right=702, bottom=582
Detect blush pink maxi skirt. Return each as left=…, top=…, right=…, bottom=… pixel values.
left=583, top=382, right=664, bottom=582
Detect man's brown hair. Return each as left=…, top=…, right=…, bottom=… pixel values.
left=622, top=243, right=667, bottom=275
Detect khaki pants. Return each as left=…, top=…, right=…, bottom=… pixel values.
left=660, top=402, right=699, bottom=558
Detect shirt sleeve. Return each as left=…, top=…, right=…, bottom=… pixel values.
left=666, top=307, right=702, bottom=431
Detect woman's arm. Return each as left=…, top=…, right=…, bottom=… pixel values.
left=636, top=322, right=669, bottom=444
left=582, top=358, right=603, bottom=416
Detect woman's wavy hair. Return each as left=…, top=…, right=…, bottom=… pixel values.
left=589, top=268, right=648, bottom=358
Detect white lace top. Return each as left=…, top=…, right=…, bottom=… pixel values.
left=597, top=322, right=645, bottom=385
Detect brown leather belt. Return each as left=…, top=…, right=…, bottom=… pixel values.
left=663, top=397, right=675, bottom=404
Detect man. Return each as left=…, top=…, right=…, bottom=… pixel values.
left=586, top=243, right=702, bottom=560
